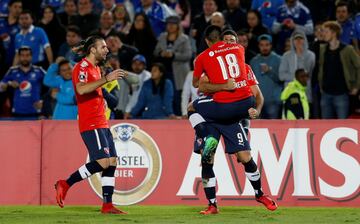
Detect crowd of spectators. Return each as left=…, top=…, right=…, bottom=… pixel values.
left=0, top=0, right=359, bottom=120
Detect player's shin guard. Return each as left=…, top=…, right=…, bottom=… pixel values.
left=202, top=162, right=217, bottom=207
left=243, top=158, right=263, bottom=198
left=101, top=166, right=116, bottom=203
left=66, top=161, right=104, bottom=187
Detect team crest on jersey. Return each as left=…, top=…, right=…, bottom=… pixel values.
left=209, top=51, right=215, bottom=57
left=88, top=123, right=162, bottom=205
left=78, top=71, right=87, bottom=82
left=30, top=73, right=36, bottom=79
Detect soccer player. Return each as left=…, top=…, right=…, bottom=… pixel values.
left=189, top=26, right=277, bottom=214
left=54, top=35, right=128, bottom=214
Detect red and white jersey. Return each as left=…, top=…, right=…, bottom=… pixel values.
left=193, top=41, right=253, bottom=103
left=245, top=64, right=259, bottom=86
left=72, top=58, right=108, bottom=133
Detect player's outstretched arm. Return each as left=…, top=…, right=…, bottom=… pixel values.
left=198, top=75, right=236, bottom=93
left=76, top=69, right=126, bottom=95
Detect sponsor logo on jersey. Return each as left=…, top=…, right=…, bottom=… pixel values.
left=19, top=81, right=32, bottom=94
left=88, top=123, right=162, bottom=205
left=80, top=60, right=88, bottom=68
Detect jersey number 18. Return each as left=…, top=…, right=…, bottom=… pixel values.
left=216, top=53, right=240, bottom=80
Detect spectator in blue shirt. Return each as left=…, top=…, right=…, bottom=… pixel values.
left=136, top=0, right=175, bottom=37
left=250, top=34, right=282, bottom=119
left=0, top=47, right=45, bottom=119
left=58, top=25, right=82, bottom=65
left=43, top=57, right=77, bottom=120
left=0, top=0, right=10, bottom=17
left=335, top=2, right=356, bottom=46
left=0, top=0, right=22, bottom=66
left=355, top=12, right=360, bottom=53
left=129, top=63, right=175, bottom=119
left=41, top=0, right=65, bottom=13
left=14, top=10, right=54, bottom=67
left=251, top=0, right=284, bottom=30
left=272, top=0, right=313, bottom=53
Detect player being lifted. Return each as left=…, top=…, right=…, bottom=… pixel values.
left=54, top=36, right=128, bottom=214
left=188, top=26, right=277, bottom=214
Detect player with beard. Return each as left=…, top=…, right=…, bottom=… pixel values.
left=54, top=36, right=128, bottom=214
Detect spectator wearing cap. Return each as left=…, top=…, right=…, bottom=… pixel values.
left=154, top=15, right=192, bottom=115
left=123, top=54, right=151, bottom=119
left=13, top=10, right=54, bottom=68
left=69, top=0, right=99, bottom=37
left=272, top=0, right=313, bottom=53
left=136, top=0, right=175, bottom=37
left=250, top=34, right=282, bottom=119
left=279, top=30, right=315, bottom=103
left=105, top=33, right=138, bottom=71
left=0, top=47, right=45, bottom=119
left=318, top=21, right=360, bottom=119
left=222, top=0, right=247, bottom=32
left=251, top=0, right=284, bottom=30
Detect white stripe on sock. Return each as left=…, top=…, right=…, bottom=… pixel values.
left=245, top=170, right=260, bottom=181
left=202, top=177, right=216, bottom=188
left=101, top=176, right=115, bottom=187
left=78, top=164, right=91, bottom=179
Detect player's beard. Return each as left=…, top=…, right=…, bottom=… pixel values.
left=95, top=52, right=107, bottom=65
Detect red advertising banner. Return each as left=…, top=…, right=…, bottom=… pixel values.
left=0, top=122, right=41, bottom=205
left=1, top=120, right=359, bottom=206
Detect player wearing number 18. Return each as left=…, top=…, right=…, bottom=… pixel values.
left=192, top=25, right=255, bottom=122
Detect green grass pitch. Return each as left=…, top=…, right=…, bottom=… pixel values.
left=0, top=205, right=359, bottom=224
